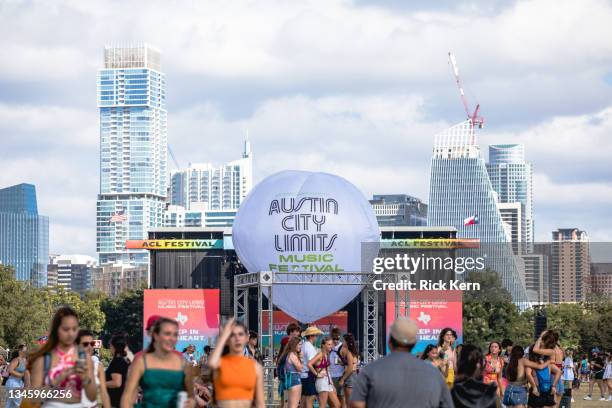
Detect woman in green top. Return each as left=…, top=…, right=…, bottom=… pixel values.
left=121, top=318, right=195, bottom=408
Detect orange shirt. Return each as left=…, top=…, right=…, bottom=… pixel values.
left=213, top=355, right=257, bottom=401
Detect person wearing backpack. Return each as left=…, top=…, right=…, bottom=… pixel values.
left=525, top=347, right=561, bottom=407
left=277, top=337, right=303, bottom=408
left=328, top=328, right=345, bottom=405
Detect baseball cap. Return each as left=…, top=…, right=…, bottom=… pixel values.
left=389, top=317, right=418, bottom=346
left=146, top=315, right=162, bottom=331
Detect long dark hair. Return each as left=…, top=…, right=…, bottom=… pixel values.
left=343, top=333, right=358, bottom=357
left=146, top=317, right=178, bottom=353
left=488, top=341, right=501, bottom=356
left=278, top=337, right=301, bottom=365
left=28, top=306, right=79, bottom=370
left=456, top=344, right=484, bottom=381
left=111, top=334, right=128, bottom=358
left=506, top=345, right=525, bottom=382
left=421, top=344, right=437, bottom=360
left=438, top=328, right=458, bottom=347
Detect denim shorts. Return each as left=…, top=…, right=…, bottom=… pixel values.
left=503, top=384, right=528, bottom=406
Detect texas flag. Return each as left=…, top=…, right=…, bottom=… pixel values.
left=464, top=215, right=479, bottom=226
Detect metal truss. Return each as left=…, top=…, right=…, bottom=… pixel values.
left=233, top=270, right=405, bottom=406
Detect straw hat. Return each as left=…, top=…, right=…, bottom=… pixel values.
left=301, top=326, right=324, bottom=337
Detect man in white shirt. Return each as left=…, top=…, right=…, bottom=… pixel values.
left=300, top=326, right=323, bottom=408
left=328, top=327, right=346, bottom=405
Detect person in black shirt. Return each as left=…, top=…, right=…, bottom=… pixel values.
left=451, top=344, right=499, bottom=408
left=584, top=351, right=606, bottom=401
left=106, top=334, right=131, bottom=407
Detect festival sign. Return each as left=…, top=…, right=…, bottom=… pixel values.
left=385, top=290, right=463, bottom=354
left=232, top=170, right=380, bottom=323
left=143, top=289, right=220, bottom=354
left=380, top=238, right=480, bottom=249
left=127, top=239, right=223, bottom=250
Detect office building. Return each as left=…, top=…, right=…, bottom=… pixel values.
left=91, top=262, right=148, bottom=297
left=551, top=228, right=590, bottom=303
left=521, top=253, right=549, bottom=304
left=169, top=140, right=253, bottom=211
left=47, top=254, right=97, bottom=295
left=0, top=183, right=49, bottom=287
left=590, top=263, right=612, bottom=298
left=164, top=205, right=238, bottom=228
left=498, top=202, right=524, bottom=253
left=427, top=120, right=529, bottom=305
left=487, top=144, right=533, bottom=245
left=96, top=45, right=167, bottom=266
left=369, top=194, right=427, bottom=226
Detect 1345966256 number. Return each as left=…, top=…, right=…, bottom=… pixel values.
left=6, top=388, right=73, bottom=401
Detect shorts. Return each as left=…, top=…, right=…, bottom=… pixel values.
left=301, top=373, right=318, bottom=396
left=316, top=376, right=335, bottom=393
left=555, top=379, right=564, bottom=395
left=594, top=370, right=604, bottom=380
left=332, top=377, right=344, bottom=397
left=580, top=368, right=589, bottom=374
left=503, top=384, right=528, bottom=406
left=279, top=372, right=301, bottom=394
left=344, top=373, right=355, bottom=388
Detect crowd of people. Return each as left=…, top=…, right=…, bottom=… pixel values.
left=1, top=306, right=611, bottom=408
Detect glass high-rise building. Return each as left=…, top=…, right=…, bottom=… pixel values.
left=428, top=120, right=529, bottom=305
left=96, top=45, right=167, bottom=265
left=0, top=183, right=49, bottom=287
left=487, top=144, right=533, bottom=245
left=169, top=140, right=253, bottom=211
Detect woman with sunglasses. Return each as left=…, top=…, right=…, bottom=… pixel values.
left=77, top=330, right=111, bottom=408
left=106, top=334, right=131, bottom=408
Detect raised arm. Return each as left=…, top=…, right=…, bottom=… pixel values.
left=289, top=352, right=303, bottom=373
left=207, top=318, right=235, bottom=370
left=523, top=358, right=547, bottom=371
left=532, top=334, right=554, bottom=357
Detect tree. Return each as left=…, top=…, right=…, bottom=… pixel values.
left=0, top=265, right=50, bottom=348
left=101, top=289, right=144, bottom=352
left=462, top=270, right=532, bottom=349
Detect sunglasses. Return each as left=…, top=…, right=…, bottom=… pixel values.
left=332, top=337, right=340, bottom=341
left=81, top=341, right=96, bottom=347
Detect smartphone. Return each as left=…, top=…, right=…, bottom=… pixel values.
left=76, top=346, right=86, bottom=370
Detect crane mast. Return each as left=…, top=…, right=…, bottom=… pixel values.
left=448, top=52, right=484, bottom=129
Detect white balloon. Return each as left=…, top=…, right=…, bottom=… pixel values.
left=232, top=170, right=380, bottom=322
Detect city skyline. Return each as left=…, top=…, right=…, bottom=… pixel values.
left=1, top=0, right=612, bottom=256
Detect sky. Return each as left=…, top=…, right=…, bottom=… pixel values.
left=1, top=0, right=612, bottom=257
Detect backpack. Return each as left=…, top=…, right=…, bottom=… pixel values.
left=276, top=354, right=289, bottom=393
left=536, top=366, right=552, bottom=393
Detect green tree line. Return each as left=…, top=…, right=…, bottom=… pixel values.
left=464, top=270, right=612, bottom=354
left=0, top=265, right=144, bottom=352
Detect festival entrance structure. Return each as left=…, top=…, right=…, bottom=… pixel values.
left=233, top=269, right=412, bottom=406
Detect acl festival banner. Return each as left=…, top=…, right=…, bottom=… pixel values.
left=385, top=290, right=463, bottom=354
left=232, top=170, right=380, bottom=323
left=143, top=289, right=220, bottom=355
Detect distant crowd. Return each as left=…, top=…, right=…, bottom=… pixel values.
left=0, top=307, right=611, bottom=408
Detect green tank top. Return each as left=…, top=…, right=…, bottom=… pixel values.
left=139, top=354, right=186, bottom=408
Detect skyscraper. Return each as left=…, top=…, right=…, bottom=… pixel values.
left=96, top=45, right=167, bottom=265
left=0, top=183, right=49, bottom=287
left=487, top=144, right=533, bottom=245
left=428, top=120, right=529, bottom=305
left=551, top=228, right=590, bottom=303
left=369, top=194, right=427, bottom=226
left=47, top=254, right=97, bottom=295
left=169, top=140, right=253, bottom=211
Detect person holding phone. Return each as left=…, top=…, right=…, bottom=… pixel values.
left=28, top=306, right=97, bottom=407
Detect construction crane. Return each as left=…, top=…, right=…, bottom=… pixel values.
left=168, top=145, right=181, bottom=170
left=448, top=52, right=484, bottom=129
